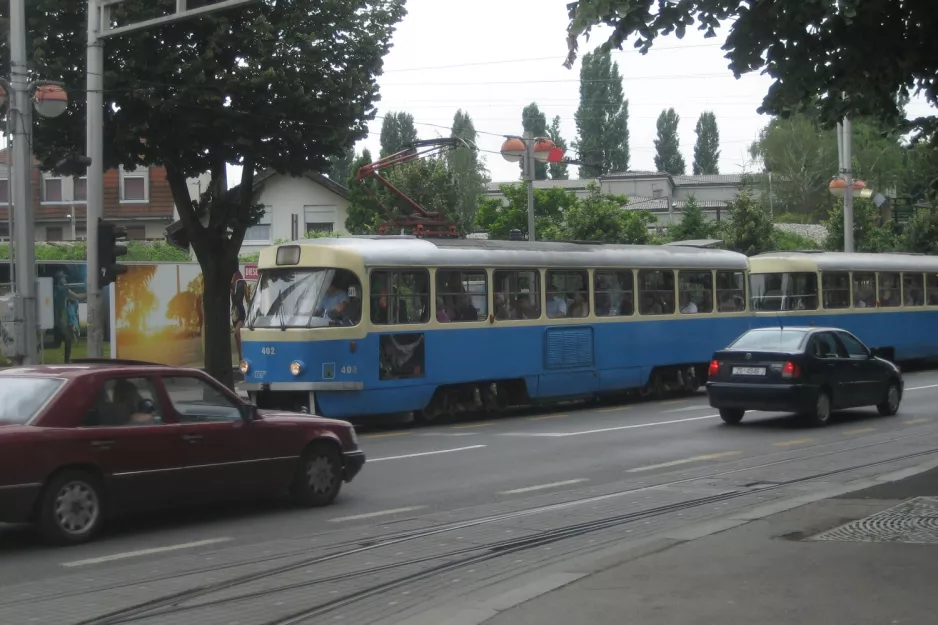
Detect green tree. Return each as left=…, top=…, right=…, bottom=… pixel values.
left=475, top=185, right=579, bottom=240
left=724, top=191, right=775, bottom=256
left=345, top=149, right=384, bottom=234
left=379, top=112, right=419, bottom=157
left=574, top=49, right=630, bottom=177
left=693, top=111, right=720, bottom=175
left=668, top=195, right=712, bottom=241
left=901, top=207, right=938, bottom=254
left=561, top=183, right=654, bottom=243
left=900, top=143, right=938, bottom=203
left=654, top=108, right=685, bottom=175
left=562, top=1, right=937, bottom=139
left=823, top=199, right=900, bottom=252
left=10, top=0, right=405, bottom=387
left=546, top=116, right=570, bottom=180
left=774, top=229, right=823, bottom=251
left=521, top=103, right=549, bottom=180
left=327, top=148, right=357, bottom=184
left=449, top=110, right=489, bottom=232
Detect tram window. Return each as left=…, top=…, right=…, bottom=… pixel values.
left=749, top=272, right=817, bottom=311
left=493, top=269, right=541, bottom=320
left=246, top=268, right=362, bottom=328
left=638, top=269, right=675, bottom=316
left=877, top=272, right=901, bottom=308
left=594, top=270, right=634, bottom=317
left=677, top=271, right=713, bottom=314
left=903, top=273, right=925, bottom=306
left=821, top=272, right=851, bottom=309
left=435, top=270, right=487, bottom=322
left=370, top=269, right=430, bottom=325
left=853, top=272, right=876, bottom=308
left=927, top=274, right=938, bottom=306
left=715, top=271, right=745, bottom=312
left=546, top=270, right=589, bottom=318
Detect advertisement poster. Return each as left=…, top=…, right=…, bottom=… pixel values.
left=113, top=262, right=252, bottom=368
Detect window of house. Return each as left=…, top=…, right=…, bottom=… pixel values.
left=878, top=272, right=901, bottom=307
left=44, top=178, right=63, bottom=202
left=244, top=209, right=272, bottom=243
left=0, top=222, right=9, bottom=238
left=46, top=227, right=64, bottom=241
left=304, top=206, right=335, bottom=235
left=370, top=269, right=430, bottom=325
left=853, top=272, right=876, bottom=308
left=638, top=269, right=675, bottom=315
left=0, top=179, right=8, bottom=203
left=493, top=269, right=541, bottom=320
left=120, top=169, right=147, bottom=201
left=73, top=177, right=87, bottom=202
left=594, top=270, right=634, bottom=317
left=125, top=225, right=146, bottom=240
left=904, top=273, right=925, bottom=306
left=435, top=270, right=487, bottom=323
left=677, top=270, right=713, bottom=314
left=75, top=224, right=87, bottom=239
left=927, top=273, right=938, bottom=306
left=306, top=222, right=333, bottom=234
left=715, top=270, right=745, bottom=312
left=822, top=272, right=851, bottom=309
left=546, top=270, right=589, bottom=318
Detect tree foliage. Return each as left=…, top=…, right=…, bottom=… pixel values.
left=345, top=149, right=384, bottom=234
left=475, top=185, right=579, bottom=241
left=379, top=111, right=419, bottom=157
left=327, top=148, right=357, bottom=184
left=7, top=0, right=406, bottom=386
left=521, top=103, right=549, bottom=180
left=574, top=49, right=630, bottom=177
left=546, top=116, right=570, bottom=180
left=654, top=108, right=685, bottom=175
left=563, top=1, right=938, bottom=140
left=823, top=199, right=901, bottom=253
left=668, top=195, right=713, bottom=241
left=449, top=110, right=489, bottom=232
left=901, top=207, right=938, bottom=255
left=693, top=111, right=720, bottom=175
left=722, top=190, right=775, bottom=256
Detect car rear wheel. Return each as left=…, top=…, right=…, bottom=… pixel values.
left=291, top=443, right=343, bottom=507
left=37, top=470, right=105, bottom=546
left=877, top=381, right=901, bottom=417
left=719, top=408, right=745, bottom=425
left=805, top=390, right=832, bottom=427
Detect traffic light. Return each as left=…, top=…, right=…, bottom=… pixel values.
left=97, top=220, right=128, bottom=286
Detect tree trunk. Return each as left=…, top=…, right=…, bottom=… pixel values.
left=201, top=254, right=235, bottom=389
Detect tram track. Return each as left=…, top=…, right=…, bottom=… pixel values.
left=74, top=434, right=938, bottom=625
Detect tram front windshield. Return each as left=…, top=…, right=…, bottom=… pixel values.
left=247, top=268, right=361, bottom=328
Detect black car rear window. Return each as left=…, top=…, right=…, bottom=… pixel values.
left=729, top=329, right=808, bottom=351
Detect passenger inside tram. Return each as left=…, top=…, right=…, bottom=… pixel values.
left=679, top=292, right=698, bottom=314
left=546, top=284, right=567, bottom=319
left=512, top=293, right=537, bottom=319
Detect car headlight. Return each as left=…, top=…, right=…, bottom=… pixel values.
left=239, top=359, right=250, bottom=374
left=289, top=360, right=303, bottom=376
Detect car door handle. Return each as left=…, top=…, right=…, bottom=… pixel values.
left=182, top=434, right=203, bottom=442
left=91, top=440, right=115, bottom=448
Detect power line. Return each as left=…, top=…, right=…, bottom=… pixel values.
left=380, top=72, right=736, bottom=88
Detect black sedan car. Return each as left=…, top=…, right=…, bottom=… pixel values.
left=706, top=326, right=903, bottom=427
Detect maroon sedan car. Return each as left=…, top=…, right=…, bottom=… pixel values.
left=0, top=362, right=365, bottom=545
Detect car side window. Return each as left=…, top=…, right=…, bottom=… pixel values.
left=836, top=332, right=869, bottom=360
left=163, top=376, right=242, bottom=423
left=811, top=332, right=846, bottom=359
left=82, top=377, right=163, bottom=427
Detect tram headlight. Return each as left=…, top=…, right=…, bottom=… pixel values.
left=289, top=360, right=304, bottom=376
left=239, top=359, right=250, bottom=374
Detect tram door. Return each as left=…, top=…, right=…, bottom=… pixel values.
left=538, top=269, right=598, bottom=397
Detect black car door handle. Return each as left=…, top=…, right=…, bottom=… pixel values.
left=91, top=440, right=115, bottom=448
left=182, top=434, right=203, bottom=442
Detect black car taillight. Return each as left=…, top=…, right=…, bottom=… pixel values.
left=708, top=360, right=720, bottom=377
left=782, top=361, right=801, bottom=379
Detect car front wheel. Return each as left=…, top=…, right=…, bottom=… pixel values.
left=37, top=470, right=105, bottom=545
left=291, top=443, right=343, bottom=507
left=719, top=408, right=745, bottom=425
left=877, top=381, right=901, bottom=416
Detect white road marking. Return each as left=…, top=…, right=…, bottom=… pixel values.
left=906, top=384, right=938, bottom=391
left=500, top=414, right=719, bottom=438
left=626, top=451, right=742, bottom=473
left=662, top=404, right=712, bottom=413
left=329, top=506, right=427, bottom=523
left=498, top=479, right=589, bottom=495
left=369, top=445, right=487, bottom=462
left=62, top=538, right=232, bottom=568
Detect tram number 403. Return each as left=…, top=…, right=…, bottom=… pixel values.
left=340, top=365, right=357, bottom=375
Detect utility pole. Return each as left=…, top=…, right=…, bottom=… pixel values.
left=841, top=117, right=855, bottom=253
left=84, top=0, right=260, bottom=358
left=523, top=131, right=536, bottom=242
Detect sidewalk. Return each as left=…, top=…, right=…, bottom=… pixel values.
left=484, top=465, right=938, bottom=625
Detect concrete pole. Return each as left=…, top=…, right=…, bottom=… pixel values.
left=523, top=131, right=535, bottom=242
left=842, top=117, right=854, bottom=253
left=9, top=0, right=38, bottom=364
left=85, top=0, right=105, bottom=357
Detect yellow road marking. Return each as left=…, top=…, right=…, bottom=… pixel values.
left=597, top=406, right=630, bottom=413
left=360, top=432, right=411, bottom=439
left=451, top=422, right=495, bottom=429
left=903, top=418, right=929, bottom=425
left=627, top=451, right=742, bottom=473
left=844, top=427, right=876, bottom=435
left=527, top=414, right=568, bottom=421
left=774, top=439, right=814, bottom=447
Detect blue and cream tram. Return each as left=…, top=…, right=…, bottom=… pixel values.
left=238, top=237, right=754, bottom=421
left=748, top=251, right=938, bottom=362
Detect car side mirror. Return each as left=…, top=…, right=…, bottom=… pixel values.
left=241, top=403, right=257, bottom=422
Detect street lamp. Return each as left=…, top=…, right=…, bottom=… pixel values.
left=499, top=134, right=564, bottom=242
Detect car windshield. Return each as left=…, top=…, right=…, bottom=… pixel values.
left=0, top=377, right=65, bottom=424
left=247, top=268, right=362, bottom=329
left=729, top=329, right=808, bottom=351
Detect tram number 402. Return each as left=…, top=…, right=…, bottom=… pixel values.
left=261, top=347, right=276, bottom=355
left=340, top=365, right=357, bottom=375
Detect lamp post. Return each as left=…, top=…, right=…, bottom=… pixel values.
left=829, top=176, right=870, bottom=252
left=1, top=1, right=70, bottom=365
left=499, top=133, right=564, bottom=242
